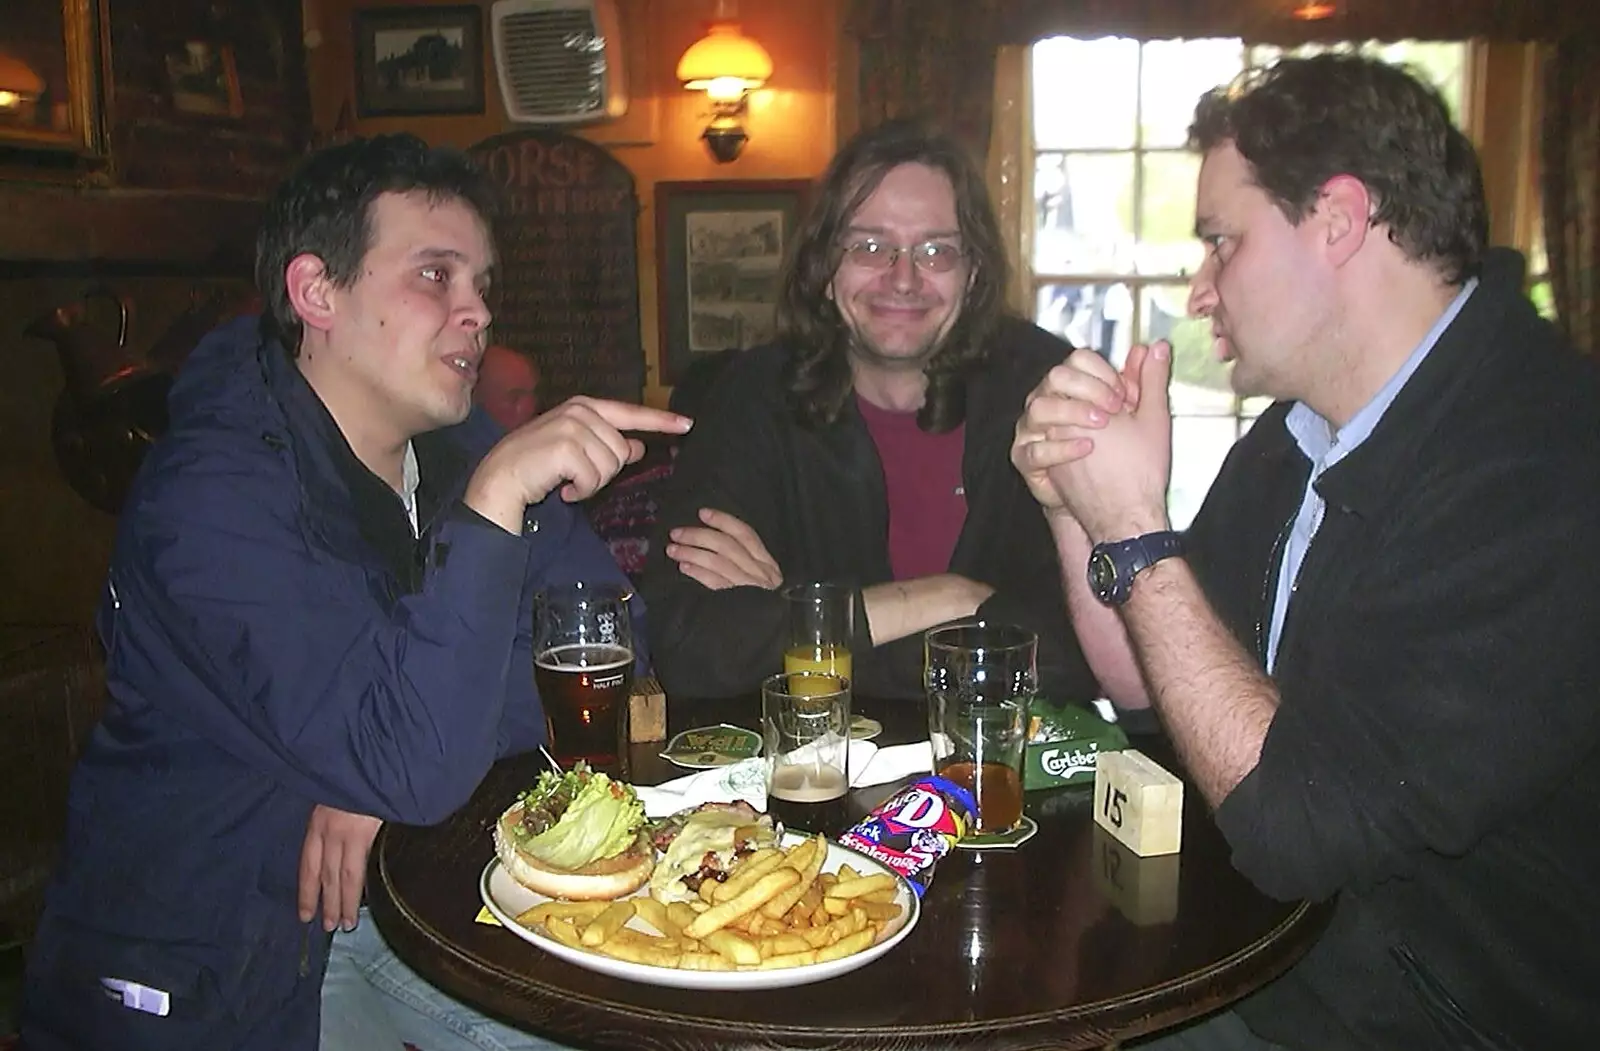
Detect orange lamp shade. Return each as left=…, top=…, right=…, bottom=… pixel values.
left=676, top=23, right=772, bottom=103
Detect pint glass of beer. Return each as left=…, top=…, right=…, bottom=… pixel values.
left=533, top=582, right=635, bottom=771
left=925, top=622, right=1036, bottom=834
left=782, top=582, right=853, bottom=681
left=761, top=671, right=852, bottom=836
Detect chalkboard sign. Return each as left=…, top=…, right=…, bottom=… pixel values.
left=469, top=130, right=645, bottom=407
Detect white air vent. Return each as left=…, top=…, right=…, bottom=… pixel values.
left=491, top=0, right=628, bottom=125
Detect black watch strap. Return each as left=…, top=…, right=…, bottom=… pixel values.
left=1088, top=530, right=1184, bottom=606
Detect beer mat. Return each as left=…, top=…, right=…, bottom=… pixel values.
left=659, top=724, right=763, bottom=770
left=850, top=715, right=883, bottom=741
left=955, top=814, right=1039, bottom=851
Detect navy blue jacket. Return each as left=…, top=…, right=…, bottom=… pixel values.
left=22, top=316, right=636, bottom=1050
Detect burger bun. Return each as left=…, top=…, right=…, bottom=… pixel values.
left=494, top=802, right=654, bottom=901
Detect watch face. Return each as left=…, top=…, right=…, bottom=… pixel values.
left=1088, top=551, right=1120, bottom=600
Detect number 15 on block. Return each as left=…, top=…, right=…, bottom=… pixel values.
left=1093, top=749, right=1184, bottom=857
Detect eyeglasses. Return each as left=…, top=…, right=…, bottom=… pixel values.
left=840, top=237, right=965, bottom=274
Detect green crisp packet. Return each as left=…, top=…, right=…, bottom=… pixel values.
left=1023, top=701, right=1129, bottom=791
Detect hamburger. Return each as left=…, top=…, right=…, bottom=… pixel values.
left=494, top=763, right=653, bottom=900
left=646, top=801, right=781, bottom=904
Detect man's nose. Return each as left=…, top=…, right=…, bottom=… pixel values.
left=887, top=249, right=922, bottom=291
left=459, top=287, right=492, bottom=331
left=1187, top=260, right=1217, bottom=318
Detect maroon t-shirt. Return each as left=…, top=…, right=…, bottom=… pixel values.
left=856, top=394, right=967, bottom=581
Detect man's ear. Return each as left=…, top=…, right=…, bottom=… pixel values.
left=1318, top=175, right=1371, bottom=268
left=285, top=253, right=337, bottom=333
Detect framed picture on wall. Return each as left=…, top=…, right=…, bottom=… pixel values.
left=0, top=0, right=105, bottom=161
left=354, top=5, right=484, bottom=117
left=655, top=179, right=812, bottom=384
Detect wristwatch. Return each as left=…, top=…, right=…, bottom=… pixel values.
left=1087, top=531, right=1185, bottom=607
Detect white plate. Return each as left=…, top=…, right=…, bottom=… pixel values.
left=479, top=834, right=921, bottom=990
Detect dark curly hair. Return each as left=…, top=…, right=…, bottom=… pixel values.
left=776, top=119, right=1010, bottom=432
left=255, top=133, right=502, bottom=357
left=1188, top=53, right=1487, bottom=284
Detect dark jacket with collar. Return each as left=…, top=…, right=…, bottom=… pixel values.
left=22, top=316, right=636, bottom=1051
left=1186, top=251, right=1600, bottom=1049
left=641, top=316, right=1096, bottom=702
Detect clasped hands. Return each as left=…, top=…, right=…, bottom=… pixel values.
left=1011, top=342, right=1176, bottom=543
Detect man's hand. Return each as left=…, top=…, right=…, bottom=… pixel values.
left=466, top=397, right=692, bottom=533
left=1045, top=343, right=1175, bottom=542
left=1012, top=345, right=1153, bottom=512
left=298, top=805, right=384, bottom=932
left=667, top=508, right=783, bottom=590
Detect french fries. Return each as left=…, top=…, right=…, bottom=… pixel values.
left=511, top=833, right=908, bottom=972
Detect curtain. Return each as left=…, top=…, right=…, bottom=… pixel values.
left=847, top=0, right=1008, bottom=161
left=1541, top=37, right=1600, bottom=353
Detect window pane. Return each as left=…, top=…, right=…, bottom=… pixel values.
left=1242, top=396, right=1274, bottom=419
left=1137, top=151, right=1204, bottom=276
left=1140, top=39, right=1245, bottom=148
left=1034, top=153, right=1135, bottom=274
left=1250, top=41, right=1466, bottom=122
left=1170, top=416, right=1242, bottom=530
left=1365, top=41, right=1466, bottom=121
left=1032, top=37, right=1139, bottom=149
left=1139, top=284, right=1235, bottom=415
left=1036, top=282, right=1133, bottom=362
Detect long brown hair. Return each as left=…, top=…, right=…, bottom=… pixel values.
left=776, top=120, right=1010, bottom=432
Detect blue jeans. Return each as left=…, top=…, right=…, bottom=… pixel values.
left=320, top=910, right=575, bottom=1051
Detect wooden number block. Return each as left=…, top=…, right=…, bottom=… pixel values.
left=1093, top=749, right=1183, bottom=857
left=628, top=676, right=667, bottom=744
left=1092, top=824, right=1181, bottom=926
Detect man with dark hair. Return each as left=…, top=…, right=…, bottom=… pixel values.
left=21, top=133, right=689, bottom=1051
left=643, top=119, right=1096, bottom=701
left=474, top=343, right=542, bottom=430
left=1014, top=54, right=1600, bottom=1049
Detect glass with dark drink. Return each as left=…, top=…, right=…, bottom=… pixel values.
left=533, top=582, right=635, bottom=772
left=762, top=671, right=852, bottom=836
left=925, top=622, right=1036, bottom=834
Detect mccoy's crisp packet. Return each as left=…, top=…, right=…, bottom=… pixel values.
left=838, top=776, right=976, bottom=896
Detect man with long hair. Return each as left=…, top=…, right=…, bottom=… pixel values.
left=643, top=119, right=1095, bottom=701
left=1015, top=54, right=1600, bottom=1049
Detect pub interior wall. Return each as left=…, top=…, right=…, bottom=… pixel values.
left=303, top=0, right=843, bottom=407
left=0, top=0, right=838, bottom=627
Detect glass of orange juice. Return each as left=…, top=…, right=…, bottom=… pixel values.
left=782, top=582, right=853, bottom=683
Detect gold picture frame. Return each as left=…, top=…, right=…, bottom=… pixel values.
left=0, top=0, right=105, bottom=159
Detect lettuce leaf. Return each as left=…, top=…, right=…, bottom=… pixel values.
left=522, top=771, right=644, bottom=869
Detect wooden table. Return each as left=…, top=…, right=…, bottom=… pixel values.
left=369, top=696, right=1329, bottom=1050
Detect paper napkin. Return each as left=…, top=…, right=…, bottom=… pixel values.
left=633, top=739, right=934, bottom=818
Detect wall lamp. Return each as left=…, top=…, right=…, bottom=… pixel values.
left=676, top=19, right=772, bottom=163
left=0, top=51, right=45, bottom=114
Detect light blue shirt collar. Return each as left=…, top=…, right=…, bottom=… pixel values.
left=1267, top=277, right=1478, bottom=671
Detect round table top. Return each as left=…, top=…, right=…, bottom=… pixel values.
left=369, top=696, right=1328, bottom=1051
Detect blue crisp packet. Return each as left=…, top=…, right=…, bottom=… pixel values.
left=838, top=776, right=977, bottom=897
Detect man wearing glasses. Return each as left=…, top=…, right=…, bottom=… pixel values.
left=642, top=119, right=1097, bottom=703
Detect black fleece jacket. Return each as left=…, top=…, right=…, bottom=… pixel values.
left=642, top=316, right=1096, bottom=702
left=1190, top=250, right=1600, bottom=1049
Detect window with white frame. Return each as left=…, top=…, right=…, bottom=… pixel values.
left=1028, top=38, right=1471, bottom=528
